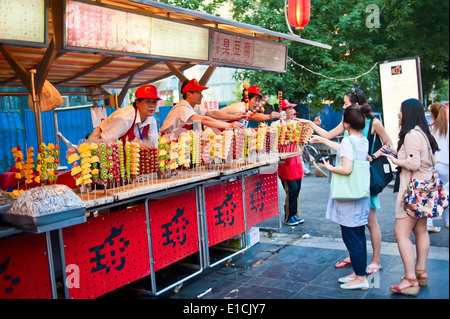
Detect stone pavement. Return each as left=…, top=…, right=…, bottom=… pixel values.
left=103, top=173, right=449, bottom=301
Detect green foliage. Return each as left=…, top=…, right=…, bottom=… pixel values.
left=230, top=0, right=449, bottom=114
left=158, top=0, right=228, bottom=14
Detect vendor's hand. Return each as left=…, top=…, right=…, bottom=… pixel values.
left=229, top=121, right=245, bottom=129
left=269, top=111, right=281, bottom=120
left=234, top=111, right=248, bottom=121
left=313, top=116, right=321, bottom=125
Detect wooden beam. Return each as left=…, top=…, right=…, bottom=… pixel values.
left=33, top=0, right=65, bottom=93
left=199, top=66, right=216, bottom=86
left=0, top=45, right=32, bottom=92
left=54, top=56, right=117, bottom=86
left=99, top=60, right=159, bottom=86
left=164, top=61, right=189, bottom=84
left=118, top=74, right=135, bottom=108
left=0, top=51, right=65, bottom=87
left=130, top=62, right=196, bottom=88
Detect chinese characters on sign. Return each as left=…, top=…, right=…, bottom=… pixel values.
left=249, top=181, right=266, bottom=214
left=214, top=192, right=236, bottom=228
left=0, top=234, right=52, bottom=299
left=89, top=224, right=130, bottom=275
left=161, top=206, right=189, bottom=248
left=0, top=0, right=45, bottom=44
left=211, top=30, right=287, bottom=72
left=211, top=31, right=255, bottom=65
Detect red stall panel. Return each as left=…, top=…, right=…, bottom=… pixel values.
left=204, top=180, right=245, bottom=246
left=147, top=190, right=199, bottom=272
left=62, top=205, right=150, bottom=299
left=0, top=233, right=53, bottom=299
left=244, top=172, right=279, bottom=229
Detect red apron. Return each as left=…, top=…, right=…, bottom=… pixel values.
left=278, top=146, right=304, bottom=181
left=119, top=108, right=149, bottom=144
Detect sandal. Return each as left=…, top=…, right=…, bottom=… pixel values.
left=366, top=263, right=383, bottom=275
left=334, top=259, right=351, bottom=269
left=390, top=277, right=420, bottom=296
left=415, top=269, right=428, bottom=286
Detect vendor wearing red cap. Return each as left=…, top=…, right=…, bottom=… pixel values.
left=220, top=85, right=281, bottom=126
left=272, top=99, right=304, bottom=226
left=161, top=78, right=246, bottom=133
left=89, top=84, right=160, bottom=145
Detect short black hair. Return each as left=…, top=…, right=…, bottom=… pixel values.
left=343, top=104, right=365, bottom=131
left=133, top=98, right=144, bottom=108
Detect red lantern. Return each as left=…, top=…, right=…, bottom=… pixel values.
left=288, top=0, right=311, bottom=30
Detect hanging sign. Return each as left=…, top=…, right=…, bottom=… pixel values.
left=0, top=0, right=47, bottom=47
left=211, top=30, right=287, bottom=73
left=64, top=0, right=209, bottom=62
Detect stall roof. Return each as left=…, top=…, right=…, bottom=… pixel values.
left=0, top=0, right=331, bottom=93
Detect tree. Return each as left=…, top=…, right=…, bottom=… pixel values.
left=231, top=0, right=449, bottom=114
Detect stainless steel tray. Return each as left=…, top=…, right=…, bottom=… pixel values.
left=0, top=206, right=87, bottom=233
left=0, top=204, right=11, bottom=214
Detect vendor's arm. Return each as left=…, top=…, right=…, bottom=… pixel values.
left=96, top=116, right=129, bottom=140
left=189, top=114, right=244, bottom=130
left=207, top=109, right=247, bottom=122
left=251, top=111, right=281, bottom=122
left=310, top=135, right=341, bottom=152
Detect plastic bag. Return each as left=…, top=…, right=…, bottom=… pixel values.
left=9, top=184, right=85, bottom=216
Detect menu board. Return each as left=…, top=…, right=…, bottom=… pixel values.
left=211, top=30, right=287, bottom=72
left=379, top=57, right=422, bottom=148
left=65, top=0, right=209, bottom=61
left=65, top=0, right=151, bottom=54
left=0, top=0, right=46, bottom=46
left=150, top=18, right=209, bottom=61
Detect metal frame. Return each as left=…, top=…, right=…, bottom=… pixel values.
left=199, top=171, right=253, bottom=269
left=143, top=190, right=204, bottom=296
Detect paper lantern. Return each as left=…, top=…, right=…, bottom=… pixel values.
left=288, top=0, right=311, bottom=30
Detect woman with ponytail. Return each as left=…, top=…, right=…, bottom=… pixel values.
left=427, top=102, right=449, bottom=231
left=298, top=88, right=393, bottom=275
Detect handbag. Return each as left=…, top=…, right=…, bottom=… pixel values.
left=402, top=129, right=450, bottom=218
left=367, top=119, right=393, bottom=196
left=331, top=136, right=370, bottom=201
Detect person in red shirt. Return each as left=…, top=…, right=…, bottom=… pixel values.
left=275, top=99, right=304, bottom=226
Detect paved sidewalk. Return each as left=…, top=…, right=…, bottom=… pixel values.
left=115, top=231, right=448, bottom=300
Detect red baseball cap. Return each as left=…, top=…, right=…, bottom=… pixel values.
left=182, top=78, right=209, bottom=94
left=280, top=99, right=297, bottom=109
left=247, top=85, right=263, bottom=97
left=135, top=85, right=161, bottom=100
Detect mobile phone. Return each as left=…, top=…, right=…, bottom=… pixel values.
left=319, top=155, right=330, bottom=163
left=381, top=148, right=397, bottom=158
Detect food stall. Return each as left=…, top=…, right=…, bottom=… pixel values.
left=0, top=0, right=330, bottom=298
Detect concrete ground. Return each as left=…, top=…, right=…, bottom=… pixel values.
left=105, top=169, right=448, bottom=302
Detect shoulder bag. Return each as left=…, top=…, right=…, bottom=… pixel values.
left=367, top=119, right=394, bottom=196
left=331, top=136, right=370, bottom=201
left=403, top=129, right=449, bottom=218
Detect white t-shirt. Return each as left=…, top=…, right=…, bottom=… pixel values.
left=160, top=99, right=207, bottom=133
left=431, top=123, right=449, bottom=166
left=92, top=104, right=158, bottom=145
